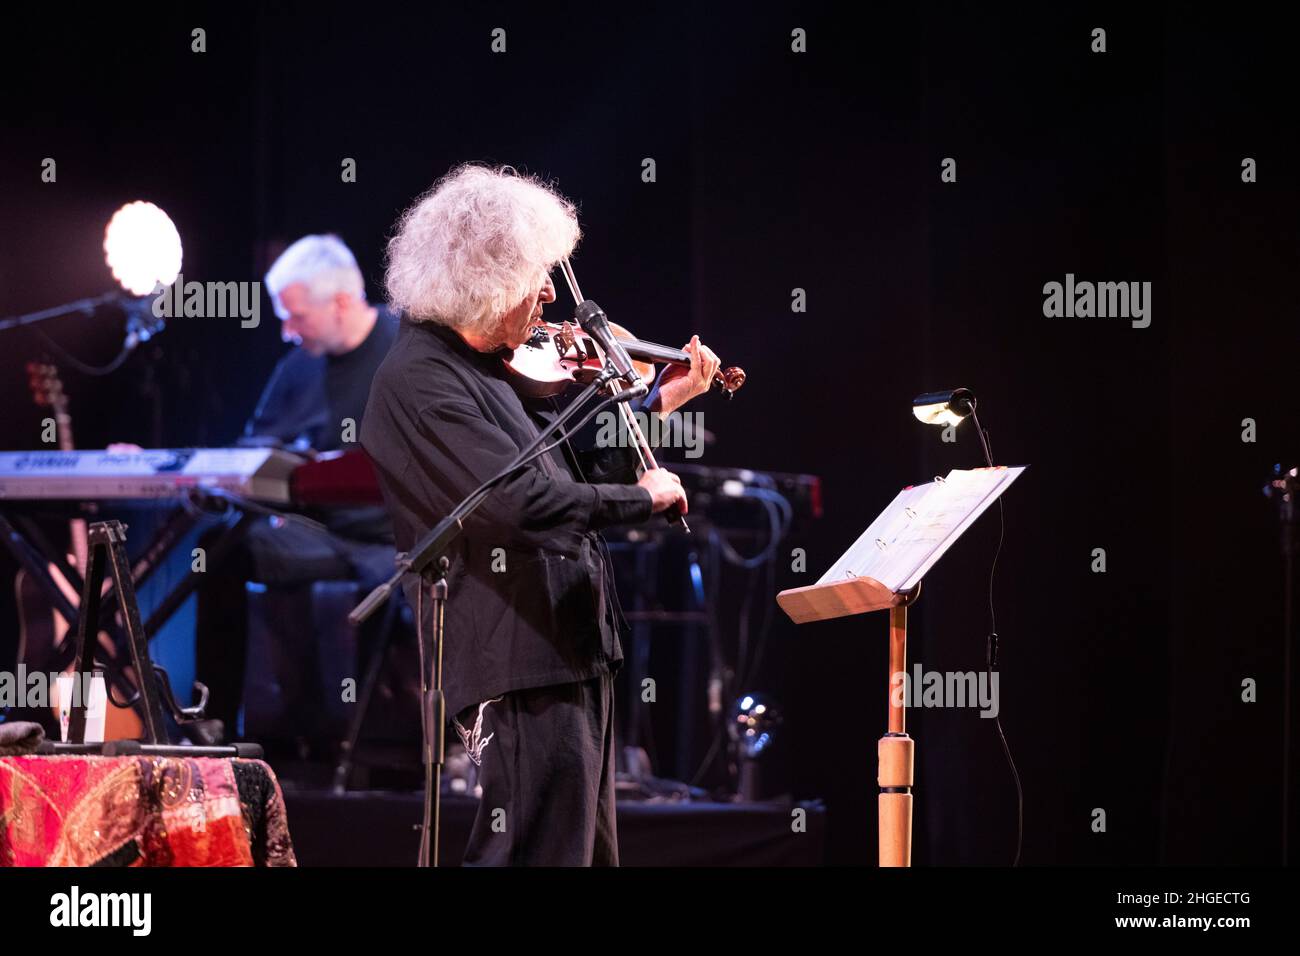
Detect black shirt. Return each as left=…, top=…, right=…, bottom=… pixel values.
left=244, top=306, right=398, bottom=541
left=245, top=306, right=398, bottom=452
left=360, top=317, right=654, bottom=717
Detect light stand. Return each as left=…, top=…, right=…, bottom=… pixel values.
left=911, top=385, right=1024, bottom=866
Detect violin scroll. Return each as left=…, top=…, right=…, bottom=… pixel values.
left=714, top=365, right=746, bottom=399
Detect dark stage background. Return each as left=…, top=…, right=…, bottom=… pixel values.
left=2, top=3, right=1296, bottom=866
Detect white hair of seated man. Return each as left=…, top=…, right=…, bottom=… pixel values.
left=385, top=164, right=580, bottom=338
left=264, top=234, right=366, bottom=320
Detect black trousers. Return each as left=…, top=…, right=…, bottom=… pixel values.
left=456, top=672, right=619, bottom=867
left=194, top=516, right=394, bottom=734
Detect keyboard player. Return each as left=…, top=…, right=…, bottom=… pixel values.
left=194, top=234, right=398, bottom=743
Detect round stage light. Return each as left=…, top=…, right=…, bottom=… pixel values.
left=103, top=201, right=183, bottom=296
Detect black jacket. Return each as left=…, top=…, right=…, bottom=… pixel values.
left=360, top=318, right=654, bottom=717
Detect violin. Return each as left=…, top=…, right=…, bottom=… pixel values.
left=506, top=259, right=744, bottom=533
left=503, top=320, right=747, bottom=400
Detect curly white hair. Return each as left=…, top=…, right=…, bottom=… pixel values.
left=385, top=164, right=580, bottom=335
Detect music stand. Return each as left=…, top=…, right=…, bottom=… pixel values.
left=777, top=466, right=1024, bottom=866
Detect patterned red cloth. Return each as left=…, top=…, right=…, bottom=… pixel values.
left=0, top=755, right=296, bottom=867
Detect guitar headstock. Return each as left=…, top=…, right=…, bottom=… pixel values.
left=26, top=361, right=75, bottom=451
left=26, top=362, right=67, bottom=413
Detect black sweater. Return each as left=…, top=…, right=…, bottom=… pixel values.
left=244, top=307, right=399, bottom=542
left=360, top=317, right=654, bottom=717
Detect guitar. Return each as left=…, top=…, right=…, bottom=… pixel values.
left=15, top=362, right=144, bottom=740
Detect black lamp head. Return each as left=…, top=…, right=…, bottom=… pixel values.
left=912, top=387, right=976, bottom=427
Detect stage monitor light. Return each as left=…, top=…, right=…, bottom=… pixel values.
left=103, top=201, right=183, bottom=296
left=912, top=387, right=975, bottom=427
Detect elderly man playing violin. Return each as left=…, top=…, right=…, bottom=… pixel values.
left=361, top=164, right=721, bottom=866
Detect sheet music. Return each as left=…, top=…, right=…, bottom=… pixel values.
left=893, top=467, right=1022, bottom=590
left=817, top=482, right=936, bottom=587
left=817, top=466, right=1025, bottom=593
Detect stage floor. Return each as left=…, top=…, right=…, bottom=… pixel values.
left=282, top=789, right=827, bottom=866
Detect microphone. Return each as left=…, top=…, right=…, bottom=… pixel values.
left=575, top=300, right=646, bottom=396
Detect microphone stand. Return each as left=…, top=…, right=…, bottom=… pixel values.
left=0, top=292, right=129, bottom=334
left=0, top=293, right=165, bottom=379
left=349, top=362, right=645, bottom=867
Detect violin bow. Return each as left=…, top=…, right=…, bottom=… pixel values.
left=556, top=259, right=688, bottom=532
